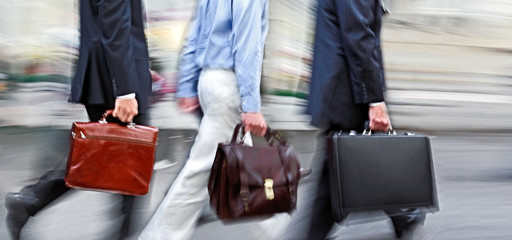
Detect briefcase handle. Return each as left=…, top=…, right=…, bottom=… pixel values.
left=264, top=128, right=287, bottom=146
left=230, top=124, right=287, bottom=146
left=363, top=121, right=396, bottom=136
left=230, top=124, right=312, bottom=180
left=99, top=110, right=136, bottom=127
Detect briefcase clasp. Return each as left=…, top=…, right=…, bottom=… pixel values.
left=264, top=178, right=275, bottom=200
left=362, top=129, right=397, bottom=136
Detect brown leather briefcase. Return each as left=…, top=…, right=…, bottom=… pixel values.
left=208, top=124, right=301, bottom=221
left=65, top=111, right=158, bottom=195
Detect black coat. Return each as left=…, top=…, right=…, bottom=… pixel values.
left=69, top=0, right=151, bottom=113
left=307, top=0, right=386, bottom=131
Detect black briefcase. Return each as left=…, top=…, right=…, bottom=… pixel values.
left=328, top=129, right=438, bottom=221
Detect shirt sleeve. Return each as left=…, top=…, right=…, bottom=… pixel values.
left=232, top=0, right=268, bottom=113
left=176, top=6, right=203, bottom=98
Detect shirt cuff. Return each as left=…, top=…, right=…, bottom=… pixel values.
left=240, top=96, right=261, bottom=113
left=369, top=101, right=384, bottom=107
left=176, top=81, right=198, bottom=98
left=116, top=93, right=136, bottom=99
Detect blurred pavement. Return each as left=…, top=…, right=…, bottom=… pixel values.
left=1, top=127, right=512, bottom=240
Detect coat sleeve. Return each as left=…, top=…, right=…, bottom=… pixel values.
left=336, top=0, right=385, bottom=104
left=98, top=0, right=138, bottom=97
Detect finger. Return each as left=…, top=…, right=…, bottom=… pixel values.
left=183, top=107, right=193, bottom=113
left=259, top=124, right=266, bottom=136
left=244, top=125, right=252, bottom=135
left=251, top=126, right=260, bottom=136
left=183, top=105, right=197, bottom=113
left=260, top=125, right=267, bottom=136
left=122, top=112, right=132, bottom=123
left=259, top=129, right=266, bottom=137
left=252, top=128, right=262, bottom=137
left=251, top=125, right=261, bottom=136
left=124, top=112, right=133, bottom=123
left=119, top=113, right=127, bottom=123
left=183, top=102, right=190, bottom=109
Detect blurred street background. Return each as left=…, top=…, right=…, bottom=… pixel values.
left=1, top=0, right=512, bottom=239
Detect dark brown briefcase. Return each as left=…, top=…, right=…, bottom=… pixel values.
left=65, top=111, right=158, bottom=196
left=208, top=124, right=301, bottom=221
left=328, top=129, right=439, bottom=221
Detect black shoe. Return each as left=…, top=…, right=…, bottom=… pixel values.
left=390, top=209, right=426, bottom=239
left=5, top=192, right=42, bottom=240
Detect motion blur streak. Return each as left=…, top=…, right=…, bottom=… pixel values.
left=1, top=0, right=512, bottom=239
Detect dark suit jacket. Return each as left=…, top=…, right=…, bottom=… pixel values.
left=69, top=0, right=151, bottom=113
left=307, top=0, right=386, bottom=131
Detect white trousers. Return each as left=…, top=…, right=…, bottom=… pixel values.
left=138, top=69, right=250, bottom=240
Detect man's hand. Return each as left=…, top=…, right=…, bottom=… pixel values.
left=177, top=97, right=200, bottom=113
left=241, top=112, right=267, bottom=137
left=368, top=103, right=392, bottom=132
left=113, top=98, right=138, bottom=123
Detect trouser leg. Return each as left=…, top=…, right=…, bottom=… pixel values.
left=138, top=69, right=242, bottom=240
left=17, top=105, right=112, bottom=214
left=306, top=153, right=336, bottom=240
left=277, top=132, right=331, bottom=240
left=21, top=169, right=68, bottom=215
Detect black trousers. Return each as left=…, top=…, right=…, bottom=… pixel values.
left=21, top=105, right=148, bottom=239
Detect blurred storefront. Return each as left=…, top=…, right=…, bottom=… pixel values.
left=0, top=0, right=511, bottom=131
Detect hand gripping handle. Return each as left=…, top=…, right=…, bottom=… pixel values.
left=99, top=110, right=135, bottom=127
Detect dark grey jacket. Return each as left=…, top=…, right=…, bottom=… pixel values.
left=69, top=0, right=152, bottom=113
left=307, top=0, right=386, bottom=131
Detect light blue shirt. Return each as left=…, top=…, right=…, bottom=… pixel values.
left=176, top=0, right=269, bottom=113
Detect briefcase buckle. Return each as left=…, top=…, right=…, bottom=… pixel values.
left=264, top=178, right=275, bottom=200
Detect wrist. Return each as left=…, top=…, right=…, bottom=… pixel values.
left=369, top=101, right=384, bottom=107
left=116, top=93, right=136, bottom=99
